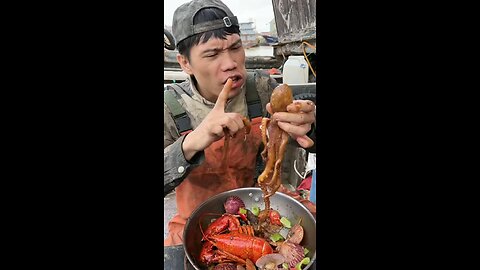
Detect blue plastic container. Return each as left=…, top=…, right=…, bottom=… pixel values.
left=310, top=169, right=316, bottom=204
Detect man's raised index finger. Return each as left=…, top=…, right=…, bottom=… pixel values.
left=214, top=78, right=232, bottom=110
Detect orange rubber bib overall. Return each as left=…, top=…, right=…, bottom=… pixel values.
left=164, top=117, right=262, bottom=246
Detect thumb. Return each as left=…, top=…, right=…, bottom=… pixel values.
left=266, top=103, right=273, bottom=115
left=296, top=135, right=314, bottom=149
left=213, top=78, right=232, bottom=111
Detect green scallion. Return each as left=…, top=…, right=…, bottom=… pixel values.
left=269, top=232, right=284, bottom=242
left=280, top=216, right=292, bottom=228
left=295, top=257, right=311, bottom=269
left=251, top=206, right=260, bottom=216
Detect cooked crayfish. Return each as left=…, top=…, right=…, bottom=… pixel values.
left=199, top=213, right=273, bottom=266
left=201, top=213, right=241, bottom=241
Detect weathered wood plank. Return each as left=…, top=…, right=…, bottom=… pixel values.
left=272, top=0, right=316, bottom=43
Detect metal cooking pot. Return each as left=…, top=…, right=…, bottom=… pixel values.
left=183, top=187, right=316, bottom=270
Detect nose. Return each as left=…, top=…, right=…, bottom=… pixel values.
left=220, top=51, right=237, bottom=71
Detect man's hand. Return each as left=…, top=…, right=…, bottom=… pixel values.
left=182, top=79, right=246, bottom=161
left=266, top=100, right=315, bottom=149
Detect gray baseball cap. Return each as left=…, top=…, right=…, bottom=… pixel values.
left=172, top=0, right=239, bottom=46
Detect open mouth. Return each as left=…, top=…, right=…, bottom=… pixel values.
left=224, top=75, right=241, bottom=84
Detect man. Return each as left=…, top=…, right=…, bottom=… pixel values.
left=164, top=0, right=316, bottom=246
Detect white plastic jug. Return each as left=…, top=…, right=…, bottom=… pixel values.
left=282, top=55, right=309, bottom=84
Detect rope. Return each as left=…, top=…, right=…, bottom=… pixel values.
left=294, top=159, right=307, bottom=180
left=301, top=41, right=317, bottom=78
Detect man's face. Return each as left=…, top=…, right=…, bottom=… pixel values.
left=178, top=34, right=247, bottom=102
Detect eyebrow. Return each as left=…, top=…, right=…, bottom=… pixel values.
left=201, top=39, right=242, bottom=55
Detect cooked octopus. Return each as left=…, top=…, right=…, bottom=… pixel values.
left=257, top=84, right=294, bottom=211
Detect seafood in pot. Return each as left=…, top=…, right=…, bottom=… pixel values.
left=197, top=195, right=311, bottom=270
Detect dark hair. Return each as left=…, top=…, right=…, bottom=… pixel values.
left=177, top=7, right=240, bottom=60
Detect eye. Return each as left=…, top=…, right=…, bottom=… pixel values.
left=204, top=53, right=217, bottom=58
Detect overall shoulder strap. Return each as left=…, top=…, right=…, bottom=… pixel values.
left=164, top=85, right=192, bottom=135
left=245, top=71, right=263, bottom=119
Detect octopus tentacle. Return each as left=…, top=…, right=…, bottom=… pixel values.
left=265, top=131, right=289, bottom=200
left=243, top=117, right=251, bottom=134
left=221, top=128, right=231, bottom=168
left=260, top=118, right=270, bottom=160
left=221, top=117, right=251, bottom=168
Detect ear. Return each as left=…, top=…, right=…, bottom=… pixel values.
left=176, top=54, right=193, bottom=75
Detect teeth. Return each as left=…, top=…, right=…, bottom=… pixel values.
left=226, top=77, right=238, bottom=84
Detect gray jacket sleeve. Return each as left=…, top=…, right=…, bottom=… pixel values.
left=164, top=104, right=204, bottom=196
